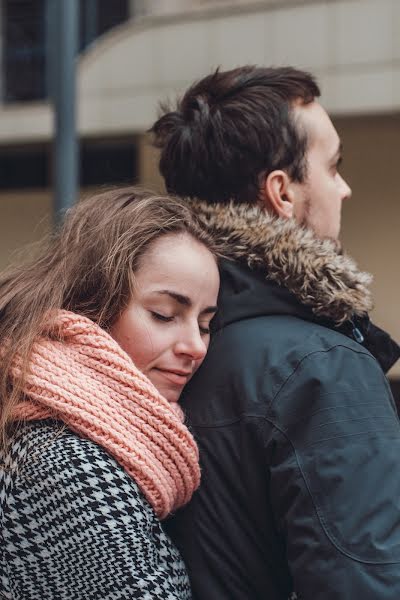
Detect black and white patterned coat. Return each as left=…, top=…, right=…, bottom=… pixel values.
left=0, top=420, right=191, bottom=599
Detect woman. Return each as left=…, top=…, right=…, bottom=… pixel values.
left=0, top=188, right=220, bottom=599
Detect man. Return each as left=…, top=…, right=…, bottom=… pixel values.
left=151, top=66, right=400, bottom=599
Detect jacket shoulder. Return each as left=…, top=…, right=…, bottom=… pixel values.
left=213, top=313, right=369, bottom=363
left=271, top=340, right=396, bottom=428
left=186, top=314, right=378, bottom=423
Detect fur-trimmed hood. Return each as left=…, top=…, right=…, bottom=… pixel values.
left=190, top=199, right=372, bottom=325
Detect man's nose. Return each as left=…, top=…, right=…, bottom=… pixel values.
left=340, top=175, right=352, bottom=201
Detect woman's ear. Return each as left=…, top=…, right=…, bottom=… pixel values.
left=259, top=170, right=295, bottom=219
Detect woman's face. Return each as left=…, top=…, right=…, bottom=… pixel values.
left=110, top=232, right=219, bottom=403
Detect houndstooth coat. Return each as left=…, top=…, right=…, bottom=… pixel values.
left=0, top=419, right=191, bottom=599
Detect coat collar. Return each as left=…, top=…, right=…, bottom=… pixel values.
left=190, top=199, right=373, bottom=326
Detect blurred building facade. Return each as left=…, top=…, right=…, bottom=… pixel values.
left=0, top=0, right=399, bottom=385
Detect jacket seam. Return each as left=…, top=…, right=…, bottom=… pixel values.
left=266, top=417, right=400, bottom=565
left=267, top=346, right=400, bottom=564
left=190, top=415, right=400, bottom=564
left=269, top=344, right=377, bottom=410
left=190, top=398, right=388, bottom=430
left=189, top=347, right=379, bottom=430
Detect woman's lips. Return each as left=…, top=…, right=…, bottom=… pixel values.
left=153, top=368, right=191, bottom=387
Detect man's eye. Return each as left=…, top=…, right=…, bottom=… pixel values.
left=151, top=311, right=173, bottom=323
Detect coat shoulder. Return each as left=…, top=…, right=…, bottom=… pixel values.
left=185, top=314, right=387, bottom=425
left=1, top=420, right=153, bottom=522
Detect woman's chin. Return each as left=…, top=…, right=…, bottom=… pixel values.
left=149, top=379, right=181, bottom=403
left=149, top=370, right=186, bottom=404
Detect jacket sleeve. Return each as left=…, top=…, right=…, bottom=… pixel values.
left=269, top=345, right=400, bottom=600
left=2, top=429, right=189, bottom=600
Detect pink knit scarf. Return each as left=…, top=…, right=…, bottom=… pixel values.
left=11, top=310, right=200, bottom=519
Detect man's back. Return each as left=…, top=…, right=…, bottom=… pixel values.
left=165, top=211, right=400, bottom=599
left=153, top=65, right=400, bottom=598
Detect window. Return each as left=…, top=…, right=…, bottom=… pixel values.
left=80, top=138, right=137, bottom=187
left=2, top=0, right=130, bottom=103
left=3, top=0, right=46, bottom=102
left=80, top=0, right=129, bottom=50
left=0, top=138, right=137, bottom=190
left=0, top=143, right=48, bottom=189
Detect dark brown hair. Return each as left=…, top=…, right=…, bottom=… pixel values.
left=151, top=65, right=320, bottom=204
left=0, top=187, right=217, bottom=446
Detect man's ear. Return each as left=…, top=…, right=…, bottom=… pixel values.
left=260, top=170, right=294, bottom=219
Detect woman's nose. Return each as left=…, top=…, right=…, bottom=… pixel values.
left=175, top=326, right=208, bottom=361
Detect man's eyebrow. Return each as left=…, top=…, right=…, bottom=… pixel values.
left=153, top=290, right=218, bottom=314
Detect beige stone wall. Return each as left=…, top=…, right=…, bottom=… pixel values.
left=138, top=133, right=165, bottom=192
left=0, top=190, right=52, bottom=271
left=335, top=114, right=400, bottom=377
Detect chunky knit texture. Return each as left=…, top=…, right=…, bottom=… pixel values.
left=10, top=310, right=200, bottom=519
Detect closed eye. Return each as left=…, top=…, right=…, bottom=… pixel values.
left=150, top=311, right=174, bottom=323
left=199, top=325, right=210, bottom=335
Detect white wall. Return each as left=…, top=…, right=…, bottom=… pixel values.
left=0, top=0, right=399, bottom=141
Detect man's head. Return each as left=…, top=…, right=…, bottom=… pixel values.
left=151, top=65, right=351, bottom=240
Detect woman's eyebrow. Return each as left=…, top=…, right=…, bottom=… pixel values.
left=153, top=290, right=218, bottom=314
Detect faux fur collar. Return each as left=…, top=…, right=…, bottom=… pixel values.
left=190, top=199, right=373, bottom=325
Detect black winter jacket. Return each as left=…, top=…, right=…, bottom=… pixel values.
left=165, top=201, right=400, bottom=600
